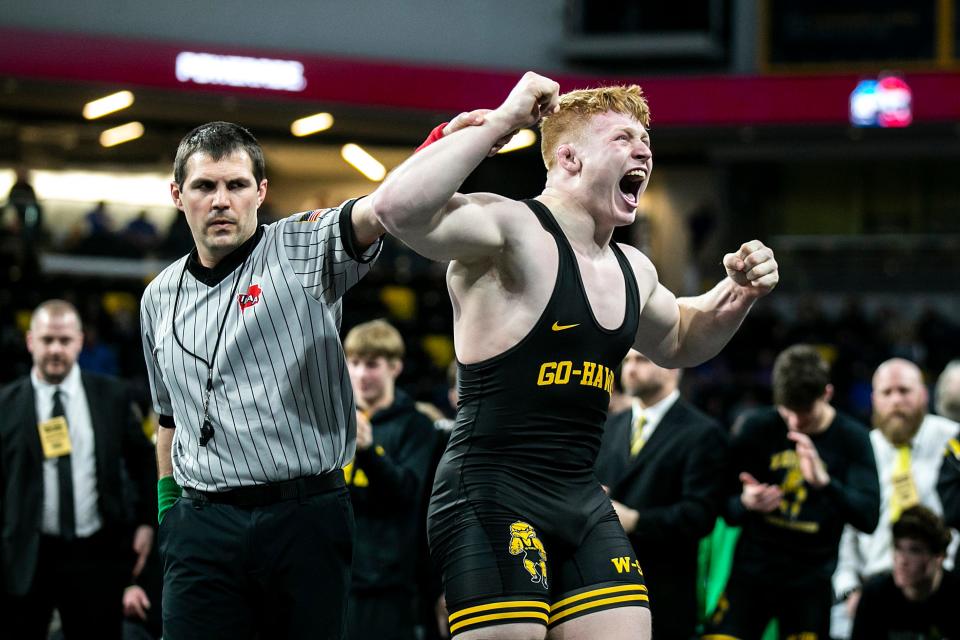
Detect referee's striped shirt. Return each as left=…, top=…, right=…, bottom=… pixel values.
left=140, top=199, right=381, bottom=491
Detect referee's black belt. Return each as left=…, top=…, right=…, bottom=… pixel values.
left=182, top=472, right=344, bottom=507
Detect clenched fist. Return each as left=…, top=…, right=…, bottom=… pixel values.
left=723, top=240, right=779, bottom=298
left=492, top=71, right=561, bottom=132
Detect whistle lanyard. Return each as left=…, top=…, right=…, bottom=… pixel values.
left=170, top=254, right=250, bottom=446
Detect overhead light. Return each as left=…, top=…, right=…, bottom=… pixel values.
left=83, top=90, right=135, bottom=120
left=100, top=122, right=144, bottom=147
left=341, top=143, right=386, bottom=182
left=497, top=128, right=537, bottom=154
left=291, top=112, right=334, bottom=137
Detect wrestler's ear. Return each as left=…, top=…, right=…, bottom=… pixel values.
left=556, top=144, right=580, bottom=174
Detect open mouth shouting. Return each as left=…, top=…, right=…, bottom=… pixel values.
left=618, top=168, right=647, bottom=208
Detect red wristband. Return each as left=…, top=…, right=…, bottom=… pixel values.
left=415, top=122, right=449, bottom=152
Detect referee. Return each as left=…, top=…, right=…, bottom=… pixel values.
left=140, top=122, right=385, bottom=639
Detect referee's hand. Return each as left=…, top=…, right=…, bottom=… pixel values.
left=356, top=411, right=373, bottom=451
left=442, top=109, right=515, bottom=157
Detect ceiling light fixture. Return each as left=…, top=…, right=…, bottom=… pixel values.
left=83, top=90, right=135, bottom=120
left=100, top=122, right=145, bottom=147
left=341, top=143, right=386, bottom=181
left=291, top=112, right=334, bottom=137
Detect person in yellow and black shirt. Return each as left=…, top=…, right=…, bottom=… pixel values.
left=935, top=360, right=960, bottom=534
left=343, top=320, right=438, bottom=640
left=704, top=345, right=880, bottom=640
left=940, top=436, right=960, bottom=534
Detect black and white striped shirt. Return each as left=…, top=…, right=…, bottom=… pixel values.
left=141, top=200, right=380, bottom=491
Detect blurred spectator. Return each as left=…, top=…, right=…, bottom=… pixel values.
left=414, top=358, right=458, bottom=640
left=4, top=167, right=43, bottom=281
left=157, top=210, right=194, bottom=258
left=706, top=345, right=879, bottom=640
left=595, top=349, right=728, bottom=640
left=934, top=360, right=960, bottom=423
left=833, top=358, right=960, bottom=638
left=343, top=319, right=438, bottom=640
left=121, top=544, right=162, bottom=640
left=6, top=166, right=43, bottom=244
left=938, top=433, right=960, bottom=533
left=936, top=363, right=960, bottom=535
left=77, top=325, right=120, bottom=376
left=121, top=211, right=159, bottom=254
left=84, top=201, right=111, bottom=236
left=851, top=505, right=960, bottom=640
left=0, top=300, right=156, bottom=639
left=74, top=201, right=117, bottom=256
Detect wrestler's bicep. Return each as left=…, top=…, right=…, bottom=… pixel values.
left=633, top=282, right=681, bottom=365
left=618, top=243, right=681, bottom=365
left=400, top=193, right=517, bottom=263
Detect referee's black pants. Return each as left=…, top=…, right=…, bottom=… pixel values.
left=159, top=483, right=354, bottom=640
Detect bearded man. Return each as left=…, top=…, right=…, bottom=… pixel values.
left=831, top=358, right=959, bottom=639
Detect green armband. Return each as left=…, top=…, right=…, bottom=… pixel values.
left=158, top=475, right=181, bottom=524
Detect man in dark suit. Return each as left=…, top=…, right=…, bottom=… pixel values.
left=0, top=299, right=157, bottom=639
left=596, top=349, right=728, bottom=640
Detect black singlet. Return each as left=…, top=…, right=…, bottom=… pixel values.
left=428, top=199, right=641, bottom=544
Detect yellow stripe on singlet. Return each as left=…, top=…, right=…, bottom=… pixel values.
left=448, top=600, right=550, bottom=622
left=550, top=583, right=648, bottom=611
left=449, top=611, right=549, bottom=634
left=547, top=593, right=649, bottom=625
left=701, top=635, right=745, bottom=640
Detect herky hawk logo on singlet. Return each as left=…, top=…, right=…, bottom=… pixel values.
left=508, top=521, right=549, bottom=589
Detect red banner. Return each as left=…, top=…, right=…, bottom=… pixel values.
left=2, top=26, right=959, bottom=126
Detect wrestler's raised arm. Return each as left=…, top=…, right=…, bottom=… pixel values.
left=363, top=72, right=559, bottom=263
left=622, top=240, right=779, bottom=368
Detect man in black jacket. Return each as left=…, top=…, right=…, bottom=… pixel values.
left=343, top=319, right=439, bottom=640
left=704, top=344, right=880, bottom=639
left=595, top=349, right=728, bottom=640
left=0, top=300, right=157, bottom=639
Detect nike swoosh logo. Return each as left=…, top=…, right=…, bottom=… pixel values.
left=552, top=322, right=580, bottom=332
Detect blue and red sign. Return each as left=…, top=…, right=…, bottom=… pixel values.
left=850, top=75, right=913, bottom=128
